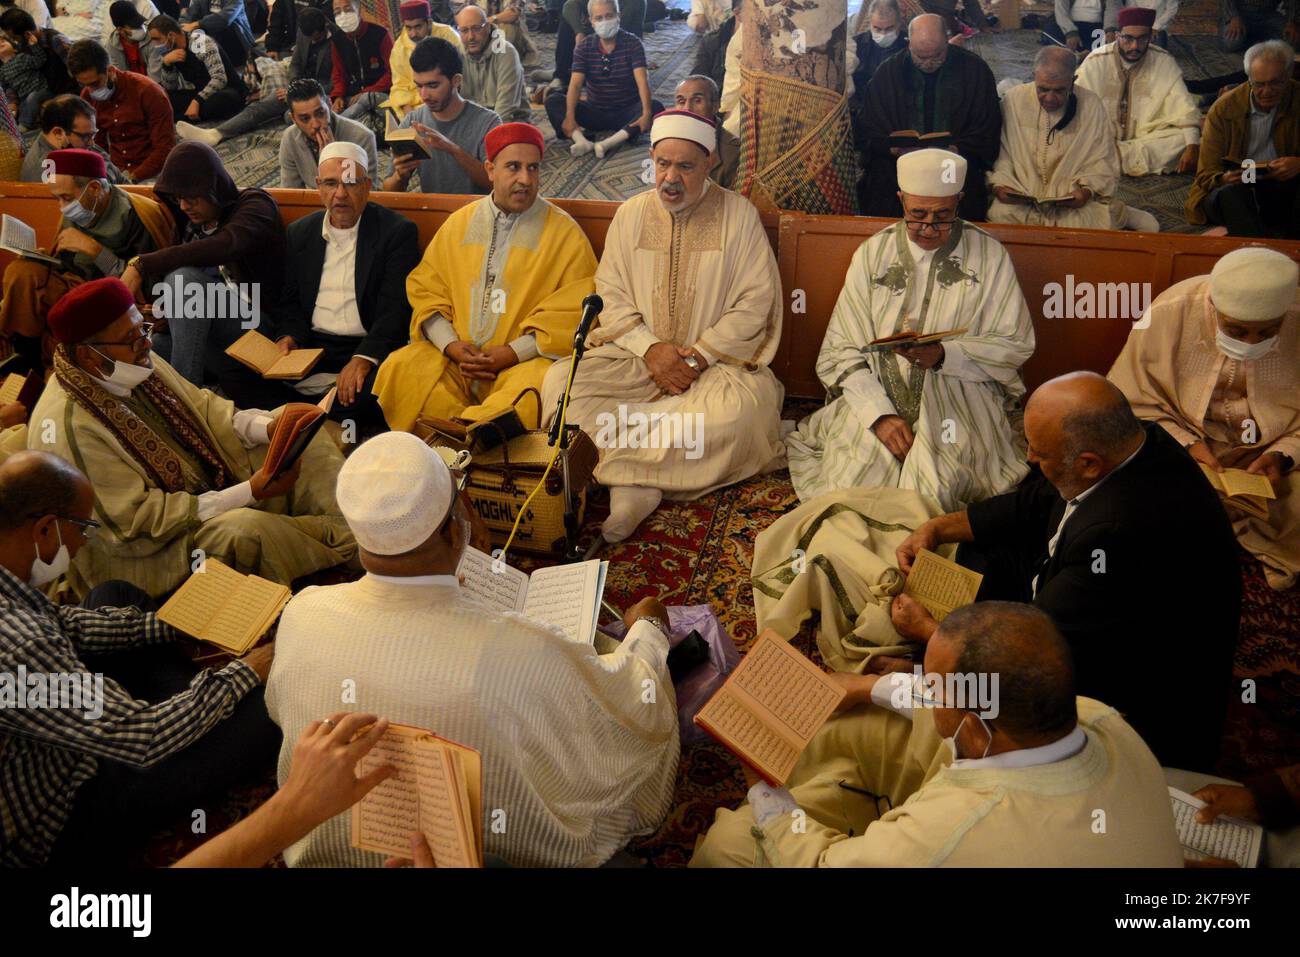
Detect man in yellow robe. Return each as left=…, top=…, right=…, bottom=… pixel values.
left=374, top=122, right=597, bottom=433
left=382, top=0, right=463, bottom=122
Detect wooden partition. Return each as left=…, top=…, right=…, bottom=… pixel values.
left=3, top=180, right=1297, bottom=398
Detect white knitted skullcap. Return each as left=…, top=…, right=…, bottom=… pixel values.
left=318, top=140, right=369, bottom=172
left=897, top=147, right=967, bottom=197
left=336, top=432, right=454, bottom=555
left=1209, top=247, right=1299, bottom=322
left=650, top=109, right=717, bottom=154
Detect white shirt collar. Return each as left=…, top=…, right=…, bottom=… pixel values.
left=950, top=725, right=1088, bottom=770
left=321, top=214, right=361, bottom=243
left=366, top=572, right=460, bottom=589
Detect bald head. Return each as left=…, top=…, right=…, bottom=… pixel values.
left=908, top=14, right=949, bottom=72
left=1025, top=372, right=1145, bottom=500
left=0, top=451, right=91, bottom=534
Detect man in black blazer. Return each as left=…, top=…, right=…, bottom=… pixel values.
left=891, top=371, right=1241, bottom=772
left=219, top=141, right=420, bottom=433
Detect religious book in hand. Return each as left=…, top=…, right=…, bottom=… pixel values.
left=903, top=548, right=983, bottom=622
left=864, top=327, right=968, bottom=353
left=694, top=629, right=846, bottom=787
left=351, top=723, right=483, bottom=867
left=456, top=545, right=608, bottom=644
left=1002, top=190, right=1076, bottom=209
left=385, top=113, right=430, bottom=160
left=156, top=558, right=290, bottom=655
left=1169, top=787, right=1262, bottom=868
left=0, top=371, right=41, bottom=410
left=263, top=388, right=336, bottom=481
left=889, top=129, right=952, bottom=150
left=1198, top=462, right=1276, bottom=520
left=225, top=330, right=324, bottom=381
left=0, top=214, right=63, bottom=266
left=1221, top=157, right=1274, bottom=179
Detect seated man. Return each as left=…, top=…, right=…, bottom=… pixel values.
left=674, top=73, right=737, bottom=188
left=456, top=5, right=530, bottom=123
left=789, top=149, right=1035, bottom=508
left=222, top=141, right=418, bottom=434
left=891, top=372, right=1240, bottom=771
left=691, top=602, right=1184, bottom=867
left=180, top=0, right=254, bottom=68
left=1186, top=40, right=1300, bottom=239
left=1, top=149, right=171, bottom=371
left=851, top=0, right=908, bottom=94
left=483, top=0, right=538, bottom=67
left=329, top=0, right=393, bottom=123
left=106, top=1, right=163, bottom=77
left=67, top=38, right=175, bottom=182
left=266, top=432, right=679, bottom=867
left=1106, top=0, right=1178, bottom=48
left=29, top=278, right=355, bottom=599
left=123, top=141, right=287, bottom=386
left=1043, top=0, right=1115, bottom=50
left=382, top=36, right=500, bottom=194
left=20, top=94, right=125, bottom=184
left=273, top=78, right=379, bottom=188
left=1220, top=0, right=1300, bottom=53
left=376, top=122, right=596, bottom=431
left=175, top=45, right=290, bottom=146
left=383, top=0, right=462, bottom=122
left=861, top=14, right=1000, bottom=221
left=147, top=14, right=248, bottom=124
left=1110, top=247, right=1300, bottom=590
left=289, top=6, right=336, bottom=91
left=1075, top=8, right=1201, bottom=179
left=687, top=0, right=727, bottom=33
left=545, top=0, right=662, bottom=159
left=541, top=111, right=785, bottom=542
left=0, top=449, right=280, bottom=867
left=989, top=47, right=1156, bottom=231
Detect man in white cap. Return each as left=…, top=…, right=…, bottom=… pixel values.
left=217, top=140, right=419, bottom=437
left=541, top=109, right=785, bottom=542
left=786, top=147, right=1035, bottom=511
left=1110, top=247, right=1300, bottom=589
left=265, top=432, right=680, bottom=866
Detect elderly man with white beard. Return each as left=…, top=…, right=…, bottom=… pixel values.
left=541, top=110, right=785, bottom=542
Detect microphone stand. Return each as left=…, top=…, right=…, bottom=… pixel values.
left=550, top=318, right=595, bottom=561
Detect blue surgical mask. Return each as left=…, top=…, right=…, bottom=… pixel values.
left=60, top=183, right=97, bottom=226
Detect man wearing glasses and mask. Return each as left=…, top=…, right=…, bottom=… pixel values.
left=19, top=95, right=126, bottom=184
left=786, top=148, right=1035, bottom=511
left=27, top=276, right=356, bottom=600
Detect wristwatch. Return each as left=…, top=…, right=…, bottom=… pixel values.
left=683, top=354, right=701, bottom=372
left=126, top=255, right=143, bottom=272
left=632, top=615, right=669, bottom=636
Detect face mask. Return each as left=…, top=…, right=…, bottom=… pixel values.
left=1215, top=328, right=1279, bottom=362
left=594, top=18, right=620, bottom=39
left=872, top=28, right=899, bottom=47
left=89, top=81, right=114, bottom=101
left=91, top=347, right=154, bottom=390
left=127, top=27, right=147, bottom=41
left=943, top=712, right=993, bottom=762
left=60, top=183, right=97, bottom=227
left=336, top=10, right=360, bottom=32
left=29, top=522, right=70, bottom=588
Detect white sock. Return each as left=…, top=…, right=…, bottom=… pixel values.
left=570, top=130, right=594, bottom=156
left=1123, top=206, right=1160, bottom=233
left=601, top=486, right=663, bottom=543
left=594, top=128, right=631, bottom=159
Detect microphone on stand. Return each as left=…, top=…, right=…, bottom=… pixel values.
left=550, top=293, right=603, bottom=447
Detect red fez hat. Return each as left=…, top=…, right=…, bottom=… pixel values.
left=398, top=0, right=430, bottom=18
left=47, top=148, right=108, bottom=181
left=1117, top=6, right=1157, bottom=28
left=47, top=278, right=138, bottom=344
left=484, top=122, right=546, bottom=162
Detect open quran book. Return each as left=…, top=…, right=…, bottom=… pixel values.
left=1199, top=463, right=1276, bottom=520
left=352, top=723, right=483, bottom=867
left=903, top=548, right=983, bottom=622
left=0, top=371, right=41, bottom=410
left=456, top=546, right=607, bottom=644
left=225, top=330, right=324, bottom=380
left=1002, top=190, right=1076, bottom=209
left=889, top=129, right=952, bottom=150
left=156, top=559, right=290, bottom=655
left=263, top=388, right=335, bottom=480
left=694, top=630, right=846, bottom=786
left=0, top=214, right=62, bottom=266
left=1169, top=787, right=1262, bottom=868
left=865, top=327, right=968, bottom=353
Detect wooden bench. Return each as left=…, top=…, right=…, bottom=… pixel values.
left=3, top=181, right=1297, bottom=398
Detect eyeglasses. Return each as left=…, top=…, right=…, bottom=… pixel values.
left=904, top=218, right=957, bottom=234
left=457, top=22, right=489, bottom=33
left=26, top=514, right=101, bottom=540
left=318, top=178, right=366, bottom=193
left=1116, top=33, right=1151, bottom=47
left=1248, top=79, right=1286, bottom=92
left=68, top=127, right=98, bottom=142
left=85, top=322, right=154, bottom=353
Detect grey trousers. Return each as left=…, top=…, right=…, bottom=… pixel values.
left=217, top=95, right=289, bottom=138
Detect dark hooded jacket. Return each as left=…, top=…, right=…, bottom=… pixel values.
left=136, top=141, right=286, bottom=306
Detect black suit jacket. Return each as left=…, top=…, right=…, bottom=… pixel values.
left=966, top=423, right=1242, bottom=772
left=274, top=202, right=420, bottom=365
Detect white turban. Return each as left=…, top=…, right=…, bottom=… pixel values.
left=897, top=147, right=967, bottom=197
left=1209, top=247, right=1299, bottom=322
left=650, top=109, right=717, bottom=154
left=336, top=433, right=454, bottom=555
left=318, top=140, right=370, bottom=172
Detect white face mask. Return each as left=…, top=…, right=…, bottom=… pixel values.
left=942, top=712, right=993, bottom=762
left=90, top=347, right=154, bottom=390
left=127, top=27, right=147, bottom=41
left=1215, top=328, right=1279, bottom=363
left=872, top=28, right=899, bottom=47
left=60, top=183, right=97, bottom=227
left=89, top=81, right=114, bottom=101
left=593, top=18, right=620, bottom=39
left=335, top=9, right=360, bottom=32
left=29, top=522, right=71, bottom=588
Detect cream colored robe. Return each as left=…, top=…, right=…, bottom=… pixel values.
left=786, top=220, right=1034, bottom=509
left=541, top=183, right=786, bottom=498
left=987, top=84, right=1125, bottom=230
left=1075, top=43, right=1201, bottom=177
left=690, top=697, right=1185, bottom=867
left=266, top=574, right=680, bottom=867
left=1108, top=276, right=1300, bottom=590
left=28, top=356, right=354, bottom=598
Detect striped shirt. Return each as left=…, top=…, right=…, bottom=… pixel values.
left=572, top=30, right=647, bottom=112
left=0, top=567, right=259, bottom=867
